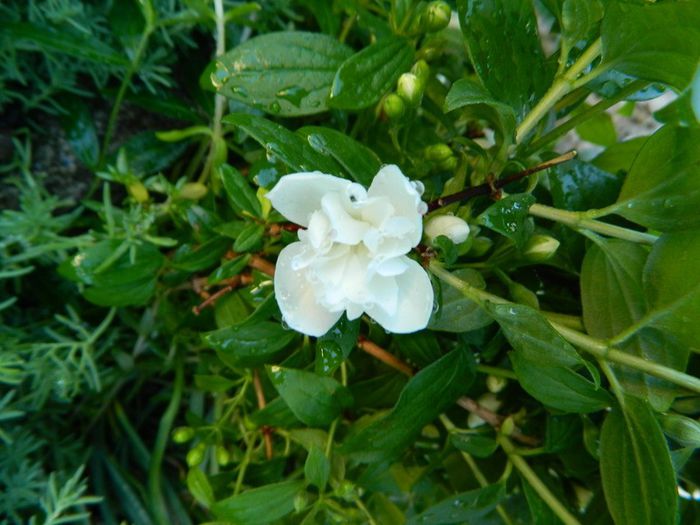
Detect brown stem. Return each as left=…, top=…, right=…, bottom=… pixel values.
left=249, top=255, right=275, bottom=276
left=192, top=274, right=253, bottom=315
left=253, top=369, right=273, bottom=460
left=427, top=150, right=577, bottom=212
left=357, top=336, right=415, bottom=376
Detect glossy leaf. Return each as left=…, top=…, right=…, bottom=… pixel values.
left=329, top=36, right=414, bottom=110
left=429, top=269, right=492, bottom=333
left=233, top=223, right=264, bottom=253
left=213, top=32, right=351, bottom=116
left=477, top=194, right=535, bottom=249
left=600, top=395, right=677, bottom=525
left=341, top=349, right=475, bottom=462
left=455, top=0, right=551, bottom=119
left=223, top=113, right=342, bottom=175
left=204, top=321, right=296, bottom=368
left=549, top=159, right=621, bottom=212
left=297, top=126, right=381, bottom=186
left=601, top=0, right=700, bottom=91
left=612, top=126, right=700, bottom=231
left=581, top=240, right=682, bottom=410
left=267, top=366, right=353, bottom=427
left=212, top=480, right=306, bottom=523
left=406, top=483, right=504, bottom=525
left=220, top=164, right=262, bottom=217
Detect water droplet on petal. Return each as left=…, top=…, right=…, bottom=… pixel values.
left=417, top=202, right=429, bottom=215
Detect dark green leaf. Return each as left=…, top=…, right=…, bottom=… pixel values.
left=429, top=269, right=493, bottom=332
left=600, top=395, right=677, bottom=525
left=581, top=240, right=682, bottom=410
left=549, top=159, right=622, bottom=212
left=612, top=126, right=700, bottom=231
left=208, top=255, right=251, bottom=285
left=329, top=36, right=414, bottom=110
left=297, top=126, right=381, bottom=186
left=220, top=164, right=262, bottom=217
left=341, top=349, right=475, bottom=462
left=213, top=32, right=352, bottom=116
left=212, top=480, right=305, bottom=523
left=641, top=230, right=700, bottom=352
left=115, top=132, right=189, bottom=176
left=406, top=483, right=504, bottom=525
left=205, top=321, right=296, bottom=367
left=186, top=468, right=214, bottom=508
left=223, top=113, right=342, bottom=175
left=233, top=223, right=264, bottom=253
left=561, top=0, right=602, bottom=50
left=477, top=194, right=535, bottom=249
left=455, top=0, right=551, bottom=120
left=395, top=332, right=442, bottom=368
left=304, top=446, right=330, bottom=490
left=654, top=90, right=700, bottom=128
left=250, top=397, right=301, bottom=428
left=59, top=96, right=100, bottom=169
left=451, top=432, right=499, bottom=458
left=267, top=366, right=353, bottom=427
left=172, top=237, right=230, bottom=272
left=601, top=0, right=700, bottom=91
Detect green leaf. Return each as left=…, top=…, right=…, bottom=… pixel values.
left=212, top=480, right=306, bottom=523
left=186, top=468, right=214, bottom=508
left=450, top=432, right=499, bottom=458
left=429, top=269, right=493, bottom=333
left=561, top=0, right=602, bottom=50
left=223, top=113, right=342, bottom=175
left=114, top=131, right=189, bottom=176
left=297, top=126, right=381, bottom=186
left=477, top=194, right=536, bottom=249
left=304, top=446, right=330, bottom=490
left=172, top=237, right=230, bottom=272
left=601, top=0, right=700, bottom=91
left=329, top=36, right=414, bottom=110
left=220, top=164, right=263, bottom=217
left=267, top=366, right=353, bottom=427
left=641, top=230, right=700, bottom=352
left=549, top=159, right=622, bottom=212
left=213, top=31, right=352, bottom=117
left=205, top=321, right=296, bottom=368
left=612, top=126, right=700, bottom=231
left=406, top=483, right=504, bottom=525
left=581, top=240, right=682, bottom=410
left=600, top=395, right=677, bottom=525
left=208, top=254, right=251, bottom=285
left=575, top=111, right=617, bottom=147
left=455, top=0, right=551, bottom=119
left=341, top=349, right=475, bottom=462
left=59, top=96, right=100, bottom=169
left=233, top=223, right=264, bottom=253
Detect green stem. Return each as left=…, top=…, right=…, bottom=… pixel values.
left=599, top=359, right=626, bottom=408
left=542, top=311, right=584, bottom=332
left=525, top=79, right=648, bottom=154
left=429, top=262, right=700, bottom=394
left=498, top=434, right=582, bottom=525
left=149, top=355, right=184, bottom=525
left=516, top=38, right=602, bottom=144
left=476, top=364, right=517, bottom=380
left=529, top=203, right=658, bottom=244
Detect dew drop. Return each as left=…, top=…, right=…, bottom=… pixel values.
left=411, top=180, right=425, bottom=196
left=417, top=202, right=429, bottom=215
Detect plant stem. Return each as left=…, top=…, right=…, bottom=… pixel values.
left=529, top=203, right=658, bottom=244
left=516, top=38, right=602, bottom=144
left=429, top=261, right=700, bottom=394
left=498, top=434, right=582, bottom=525
left=476, top=364, right=517, bottom=380
left=149, top=355, right=184, bottom=525
left=525, top=79, right=648, bottom=153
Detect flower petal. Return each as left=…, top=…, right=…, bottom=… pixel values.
left=266, top=172, right=351, bottom=226
left=365, top=257, right=433, bottom=333
left=275, top=242, right=342, bottom=336
left=321, top=193, right=369, bottom=245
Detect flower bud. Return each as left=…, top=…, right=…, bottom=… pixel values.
left=438, top=155, right=458, bottom=171
left=661, top=414, right=700, bottom=447
left=216, top=445, right=230, bottom=466
left=425, top=214, right=470, bottom=245
left=423, top=1, right=452, bottom=32
left=500, top=416, right=515, bottom=436
left=424, top=143, right=453, bottom=162
left=383, top=93, right=406, bottom=119
left=172, top=426, right=195, bottom=444
left=523, top=234, right=560, bottom=261
left=128, top=181, right=149, bottom=203
left=179, top=182, right=208, bottom=200
left=486, top=375, right=507, bottom=393
left=186, top=443, right=207, bottom=467
left=397, top=73, right=423, bottom=106
left=411, top=60, right=430, bottom=84
left=294, top=491, right=310, bottom=512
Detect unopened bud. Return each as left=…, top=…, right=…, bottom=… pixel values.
left=397, top=73, right=423, bottom=106
left=438, top=155, right=458, bottom=171
left=128, top=181, right=149, bottom=203
left=501, top=416, right=515, bottom=436
left=186, top=443, right=207, bottom=467
left=486, top=375, right=507, bottom=393
left=172, top=426, right=195, bottom=444
left=216, top=445, right=230, bottom=466
left=294, top=491, right=310, bottom=512
left=661, top=414, right=700, bottom=447
left=179, top=182, right=208, bottom=200
left=508, top=281, right=539, bottom=309
left=383, top=93, right=406, bottom=119
left=425, top=215, right=470, bottom=245
left=411, top=60, right=430, bottom=84
left=423, top=1, right=452, bottom=32
left=424, top=143, right=453, bottom=162
left=523, top=234, right=560, bottom=261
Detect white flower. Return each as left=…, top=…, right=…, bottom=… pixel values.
left=266, top=165, right=434, bottom=336
left=424, top=214, right=470, bottom=244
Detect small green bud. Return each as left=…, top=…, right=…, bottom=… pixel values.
left=128, top=181, right=149, bottom=203
left=423, top=1, right=452, bottom=32
left=508, top=281, right=540, bottom=309
left=469, top=236, right=493, bottom=257
left=179, top=182, right=208, bottom=200
left=425, top=214, right=470, bottom=245
left=293, top=491, right=310, bottom=512
left=383, top=93, right=406, bottom=119
left=397, top=73, right=423, bottom=106
left=438, top=155, right=458, bottom=171
left=523, top=234, right=560, bottom=262
left=501, top=416, right=515, bottom=436
left=186, top=443, right=207, bottom=467
left=411, top=59, right=430, bottom=84
left=215, top=445, right=230, bottom=466
left=242, top=416, right=258, bottom=431
left=661, top=414, right=700, bottom=447
left=336, top=480, right=358, bottom=502
left=424, top=143, right=454, bottom=162
left=172, top=426, right=195, bottom=444
left=486, top=375, right=507, bottom=394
